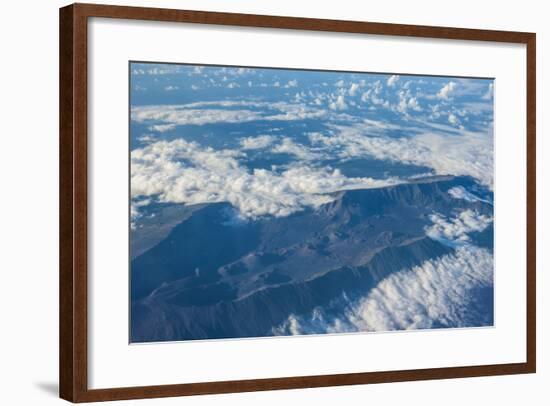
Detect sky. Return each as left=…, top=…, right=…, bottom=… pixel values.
left=130, top=62, right=494, bottom=226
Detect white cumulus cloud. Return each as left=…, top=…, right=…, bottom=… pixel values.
left=284, top=79, right=298, bottom=88
left=131, top=139, right=401, bottom=220
left=147, top=124, right=176, bottom=133
left=387, top=75, right=400, bottom=87
left=239, top=135, right=276, bottom=150
left=437, top=81, right=457, bottom=99
left=273, top=245, right=493, bottom=335
left=425, top=210, right=493, bottom=245
left=329, top=95, right=347, bottom=111
left=348, top=83, right=360, bottom=96
left=448, top=113, right=459, bottom=125
left=271, top=137, right=324, bottom=160
left=448, top=186, right=492, bottom=204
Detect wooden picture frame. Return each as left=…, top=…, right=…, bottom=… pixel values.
left=59, top=3, right=536, bottom=402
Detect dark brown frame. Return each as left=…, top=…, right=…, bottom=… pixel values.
left=60, top=3, right=536, bottom=402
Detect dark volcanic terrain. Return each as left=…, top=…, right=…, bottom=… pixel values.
left=130, top=175, right=493, bottom=342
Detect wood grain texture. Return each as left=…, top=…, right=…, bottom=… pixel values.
left=60, top=4, right=90, bottom=402
left=59, top=4, right=74, bottom=401
left=59, top=2, right=536, bottom=402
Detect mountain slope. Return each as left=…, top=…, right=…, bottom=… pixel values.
left=130, top=175, right=493, bottom=342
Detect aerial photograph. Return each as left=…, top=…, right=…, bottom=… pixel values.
left=129, top=62, right=494, bottom=343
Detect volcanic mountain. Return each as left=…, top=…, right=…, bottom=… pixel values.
left=130, top=175, right=493, bottom=342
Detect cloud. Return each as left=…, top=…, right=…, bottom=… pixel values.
left=131, top=65, right=182, bottom=76
left=293, top=92, right=305, bottom=103
left=236, top=67, right=254, bottom=75
left=239, top=135, right=276, bottom=150
left=437, top=81, right=457, bottom=99
left=387, top=75, right=400, bottom=87
left=448, top=186, right=492, bottom=204
left=164, top=85, right=179, bottom=91
left=424, top=210, right=493, bottom=245
left=131, top=101, right=328, bottom=127
left=395, top=90, right=422, bottom=114
left=360, top=81, right=390, bottom=108
left=284, top=79, right=298, bottom=88
left=348, top=83, right=360, bottom=96
left=132, top=106, right=264, bottom=126
left=138, top=98, right=491, bottom=188
left=264, top=102, right=328, bottom=121
left=482, top=83, right=494, bottom=100
left=137, top=134, right=155, bottom=144
left=273, top=244, right=493, bottom=335
left=131, top=139, right=401, bottom=220
left=271, top=137, right=323, bottom=160
left=130, top=198, right=151, bottom=229
left=448, top=113, right=459, bottom=125
left=407, top=97, right=421, bottom=111
left=329, top=95, right=347, bottom=111
left=147, top=124, right=176, bottom=133
left=309, top=122, right=494, bottom=188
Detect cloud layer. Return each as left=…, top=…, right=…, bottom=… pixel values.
left=131, top=117, right=493, bottom=222
left=273, top=244, right=493, bottom=335
left=425, top=209, right=493, bottom=245
left=130, top=66, right=494, bottom=222
left=309, top=123, right=493, bottom=188
left=131, top=138, right=400, bottom=219
left=448, top=186, right=492, bottom=204
left=131, top=101, right=328, bottom=127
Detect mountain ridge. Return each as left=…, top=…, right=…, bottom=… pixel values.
left=130, top=175, right=493, bottom=342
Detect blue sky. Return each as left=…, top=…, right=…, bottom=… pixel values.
left=130, top=62, right=494, bottom=223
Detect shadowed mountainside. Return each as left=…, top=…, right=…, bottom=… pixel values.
left=130, top=175, right=493, bottom=342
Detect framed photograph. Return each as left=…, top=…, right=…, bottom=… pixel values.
left=59, top=3, right=536, bottom=402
